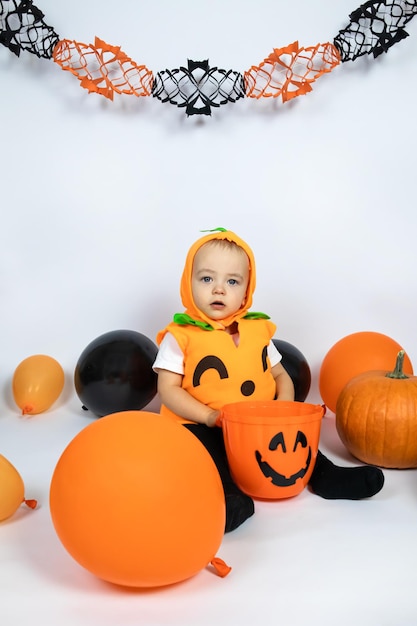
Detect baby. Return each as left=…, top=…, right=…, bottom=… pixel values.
left=153, top=229, right=384, bottom=532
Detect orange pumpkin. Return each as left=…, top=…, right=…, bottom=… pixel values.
left=335, top=351, right=417, bottom=468
left=319, top=331, right=413, bottom=414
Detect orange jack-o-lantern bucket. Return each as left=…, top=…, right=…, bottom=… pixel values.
left=220, top=401, right=324, bottom=500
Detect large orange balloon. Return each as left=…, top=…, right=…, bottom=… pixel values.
left=12, top=355, right=65, bottom=415
left=49, top=411, right=226, bottom=588
left=319, top=331, right=413, bottom=414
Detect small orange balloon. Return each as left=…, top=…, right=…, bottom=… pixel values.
left=50, top=411, right=226, bottom=588
left=0, top=454, right=25, bottom=521
left=12, top=355, right=65, bottom=415
left=319, top=332, right=413, bottom=414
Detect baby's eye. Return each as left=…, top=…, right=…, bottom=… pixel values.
left=228, top=278, right=239, bottom=286
left=201, top=276, right=212, bottom=283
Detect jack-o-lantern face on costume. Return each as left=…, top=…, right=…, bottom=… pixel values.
left=255, top=430, right=312, bottom=487
left=220, top=401, right=324, bottom=500
left=192, top=345, right=270, bottom=399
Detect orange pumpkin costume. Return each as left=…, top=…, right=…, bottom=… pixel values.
left=158, top=319, right=278, bottom=423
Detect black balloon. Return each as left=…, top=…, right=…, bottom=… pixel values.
left=272, top=339, right=311, bottom=402
left=74, top=330, right=158, bottom=417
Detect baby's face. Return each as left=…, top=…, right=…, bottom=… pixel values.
left=191, top=243, right=249, bottom=322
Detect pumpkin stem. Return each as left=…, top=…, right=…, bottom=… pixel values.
left=385, top=350, right=409, bottom=379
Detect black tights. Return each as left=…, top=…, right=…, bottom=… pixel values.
left=184, top=424, right=235, bottom=491
left=184, top=423, right=255, bottom=533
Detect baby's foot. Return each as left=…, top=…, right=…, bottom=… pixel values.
left=224, top=492, right=254, bottom=532
left=309, top=451, right=384, bottom=500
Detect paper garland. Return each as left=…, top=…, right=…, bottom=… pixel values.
left=1, top=0, right=416, bottom=116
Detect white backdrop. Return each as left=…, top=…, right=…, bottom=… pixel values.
left=1, top=2, right=417, bottom=625
left=1, top=0, right=416, bottom=398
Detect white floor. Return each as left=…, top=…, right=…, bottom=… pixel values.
left=2, top=392, right=417, bottom=626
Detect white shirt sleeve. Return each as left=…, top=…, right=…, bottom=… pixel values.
left=153, top=332, right=185, bottom=374
left=268, top=340, right=282, bottom=367
left=153, top=332, right=282, bottom=373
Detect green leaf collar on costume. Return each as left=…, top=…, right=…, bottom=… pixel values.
left=173, top=311, right=270, bottom=330
left=173, top=313, right=214, bottom=330
left=243, top=312, right=270, bottom=320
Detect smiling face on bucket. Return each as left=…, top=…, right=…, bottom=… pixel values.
left=191, top=241, right=249, bottom=322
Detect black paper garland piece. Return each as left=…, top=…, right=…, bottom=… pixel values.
left=334, top=0, right=417, bottom=61
left=0, top=0, right=58, bottom=58
left=152, top=59, right=246, bottom=116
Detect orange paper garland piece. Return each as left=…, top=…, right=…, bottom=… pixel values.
left=53, top=36, right=154, bottom=100
left=244, top=41, right=341, bottom=101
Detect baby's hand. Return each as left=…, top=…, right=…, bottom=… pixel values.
left=206, top=410, right=221, bottom=427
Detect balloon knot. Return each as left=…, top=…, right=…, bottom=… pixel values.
left=22, top=405, right=34, bottom=415
left=209, top=556, right=232, bottom=578
left=24, top=499, right=38, bottom=509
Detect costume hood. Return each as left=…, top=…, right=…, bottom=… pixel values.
left=178, top=229, right=257, bottom=330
